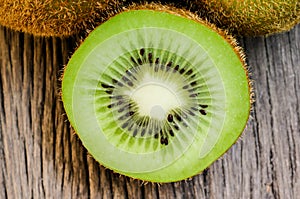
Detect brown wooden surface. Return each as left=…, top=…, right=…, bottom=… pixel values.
left=0, top=23, right=299, bottom=198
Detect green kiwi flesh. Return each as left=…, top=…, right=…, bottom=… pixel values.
left=0, top=0, right=120, bottom=37
left=187, top=0, right=300, bottom=36
left=62, top=8, right=251, bottom=182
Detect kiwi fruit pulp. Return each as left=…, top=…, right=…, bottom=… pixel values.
left=62, top=5, right=251, bottom=182
left=186, top=0, right=300, bottom=36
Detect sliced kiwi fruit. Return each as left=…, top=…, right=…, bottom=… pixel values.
left=62, top=3, right=251, bottom=182
left=186, top=0, right=300, bottom=36
left=0, top=0, right=122, bottom=37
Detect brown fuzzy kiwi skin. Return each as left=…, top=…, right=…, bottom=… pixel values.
left=0, top=0, right=127, bottom=37
left=183, top=0, right=300, bottom=36
left=61, top=2, right=254, bottom=182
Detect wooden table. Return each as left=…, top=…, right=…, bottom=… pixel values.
left=0, top=23, right=299, bottom=198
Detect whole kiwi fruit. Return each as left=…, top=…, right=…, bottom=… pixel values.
left=186, top=0, right=300, bottom=36
left=0, top=0, right=123, bottom=37
left=62, top=3, right=252, bottom=182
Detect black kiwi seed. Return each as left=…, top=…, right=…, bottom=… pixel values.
left=175, top=113, right=182, bottom=121
left=141, top=129, right=146, bottom=136
left=107, top=104, right=113, bottom=109
left=169, top=129, right=174, bottom=137
left=105, top=90, right=113, bottom=94
left=118, top=107, right=125, bottom=113
left=190, top=81, right=197, bottom=86
left=122, top=122, right=129, bottom=129
left=191, top=107, right=198, bottom=111
left=125, top=112, right=132, bottom=117
left=190, top=74, right=196, bottom=79
left=148, top=53, right=153, bottom=64
left=101, top=83, right=114, bottom=89
left=189, top=93, right=198, bottom=98
left=122, top=76, right=130, bottom=82
left=173, top=65, right=179, bottom=73
left=127, top=81, right=134, bottom=87
left=200, top=104, right=208, bottom=108
left=160, top=137, right=168, bottom=145
left=128, top=123, right=134, bottom=131
left=138, top=118, right=144, bottom=126
left=166, top=62, right=172, bottom=72
left=183, top=85, right=189, bottom=89
left=138, top=58, right=142, bottom=65
left=140, top=48, right=145, bottom=56
left=179, top=68, right=185, bottom=74
left=199, top=109, right=207, bottom=115
left=186, top=69, right=193, bottom=75
left=174, top=125, right=179, bottom=130
left=130, top=56, right=137, bottom=65
left=160, top=137, right=165, bottom=145
left=155, top=57, right=160, bottom=64
left=167, top=114, right=173, bottom=122
left=154, top=133, right=159, bottom=139
left=164, top=137, right=169, bottom=145
left=128, top=111, right=135, bottom=116
left=133, top=129, right=138, bottom=137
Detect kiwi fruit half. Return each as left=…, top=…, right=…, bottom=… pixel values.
left=0, top=0, right=121, bottom=37
left=186, top=0, right=300, bottom=36
left=62, top=4, right=251, bottom=182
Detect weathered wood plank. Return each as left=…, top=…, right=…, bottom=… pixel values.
left=0, top=23, right=299, bottom=198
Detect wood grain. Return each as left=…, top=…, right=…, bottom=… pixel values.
left=0, top=23, right=299, bottom=198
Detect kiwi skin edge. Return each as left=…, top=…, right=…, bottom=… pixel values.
left=61, top=2, right=254, bottom=182
left=184, top=0, right=300, bottom=36
left=0, top=0, right=124, bottom=37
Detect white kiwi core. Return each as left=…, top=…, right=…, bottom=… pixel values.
left=130, top=82, right=181, bottom=120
